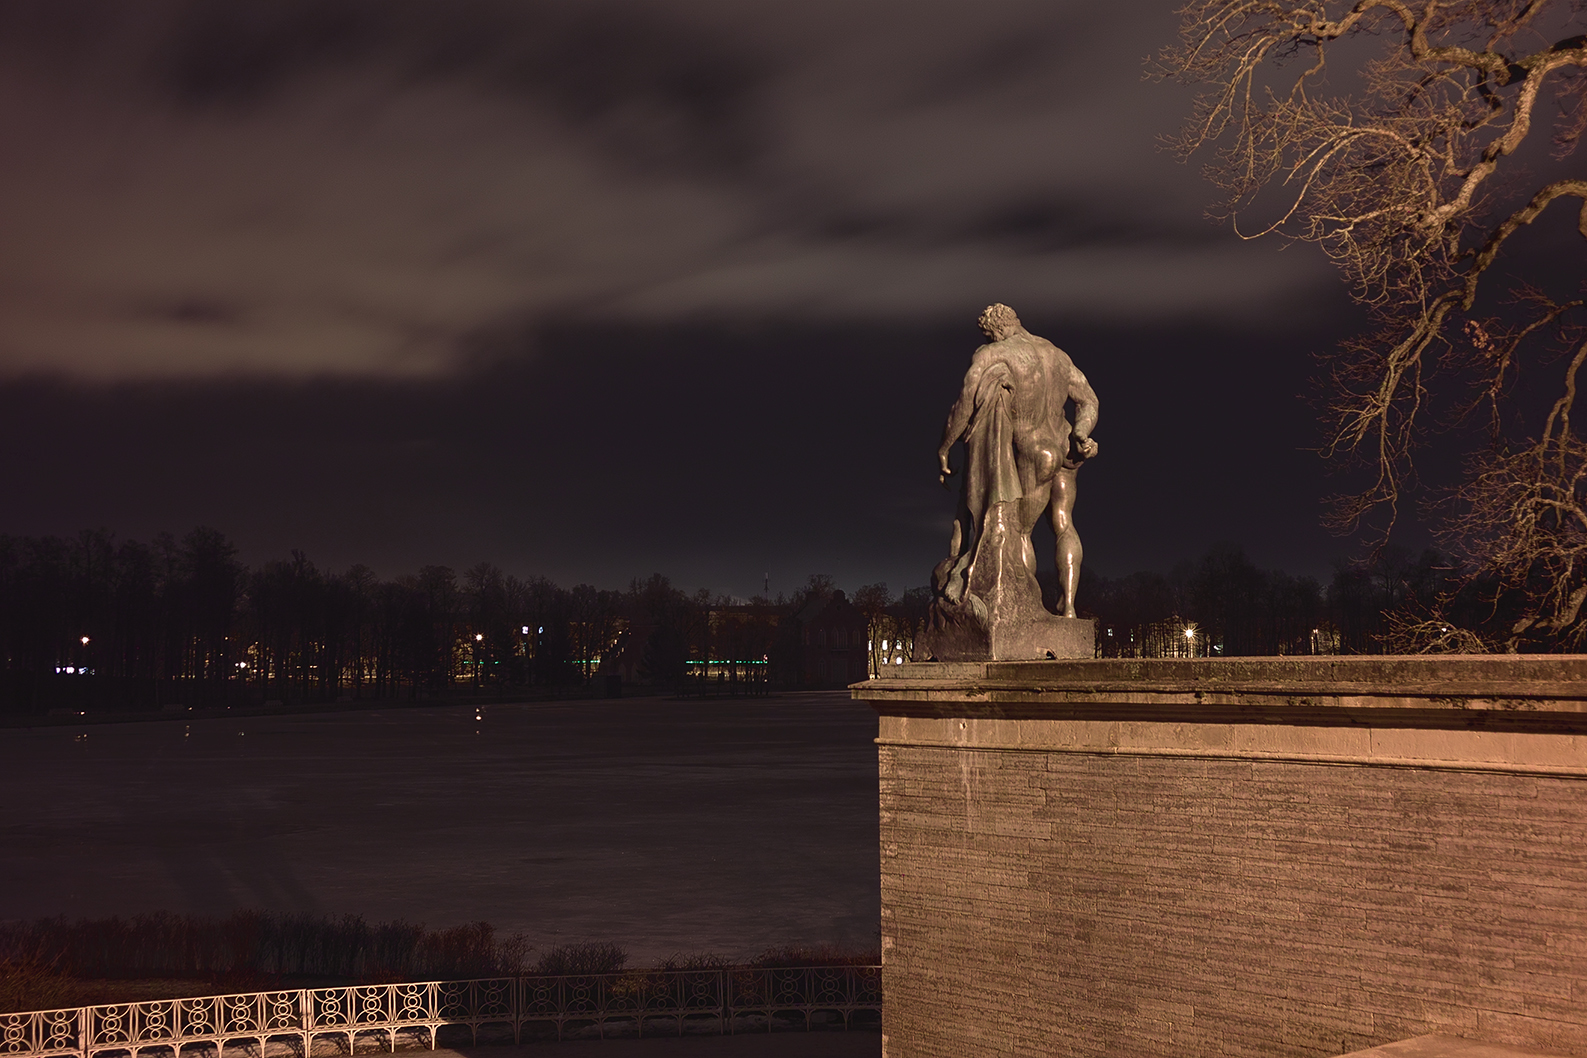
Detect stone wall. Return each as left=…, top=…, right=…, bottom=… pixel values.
left=857, top=657, right=1587, bottom=1058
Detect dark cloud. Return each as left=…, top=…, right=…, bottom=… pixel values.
left=0, top=0, right=1337, bottom=379
left=789, top=193, right=1221, bottom=255
left=903, top=16, right=1100, bottom=106
left=451, top=5, right=768, bottom=174
left=154, top=298, right=244, bottom=326
left=961, top=196, right=1221, bottom=253
left=0, top=0, right=1382, bottom=582
left=0, top=315, right=1352, bottom=591
left=160, top=1, right=387, bottom=109
left=155, top=0, right=768, bottom=174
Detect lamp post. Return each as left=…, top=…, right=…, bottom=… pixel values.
left=473, top=633, right=484, bottom=689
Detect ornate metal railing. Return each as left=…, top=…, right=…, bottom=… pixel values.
left=0, top=966, right=881, bottom=1058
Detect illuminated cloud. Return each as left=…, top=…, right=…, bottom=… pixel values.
left=0, top=0, right=1333, bottom=380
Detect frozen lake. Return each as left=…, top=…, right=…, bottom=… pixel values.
left=0, top=693, right=879, bottom=967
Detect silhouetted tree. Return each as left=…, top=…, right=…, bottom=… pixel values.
left=342, top=564, right=378, bottom=699
left=891, top=587, right=932, bottom=663
left=852, top=582, right=893, bottom=677
left=179, top=528, right=241, bottom=694
left=518, top=576, right=574, bottom=685
left=243, top=550, right=325, bottom=704
left=1186, top=545, right=1270, bottom=654
left=568, top=584, right=620, bottom=682
left=409, top=566, right=461, bottom=690
left=626, top=575, right=692, bottom=690
left=110, top=537, right=162, bottom=680
left=1086, top=545, right=1325, bottom=656
left=1328, top=547, right=1459, bottom=652
left=464, top=562, right=509, bottom=688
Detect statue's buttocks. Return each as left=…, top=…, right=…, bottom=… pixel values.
left=919, top=304, right=1099, bottom=662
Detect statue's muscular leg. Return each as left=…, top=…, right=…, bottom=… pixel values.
left=1050, top=465, right=1081, bottom=618
left=1016, top=480, right=1053, bottom=580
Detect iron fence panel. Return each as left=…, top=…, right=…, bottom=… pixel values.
left=179, top=997, right=220, bottom=1039
left=307, top=988, right=350, bottom=1034
left=435, top=978, right=509, bottom=1023
left=258, top=993, right=304, bottom=1034
left=0, top=1010, right=80, bottom=1058
left=1, top=966, right=880, bottom=1057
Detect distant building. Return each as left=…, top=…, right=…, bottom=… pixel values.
left=793, top=589, right=869, bottom=688
left=581, top=591, right=874, bottom=692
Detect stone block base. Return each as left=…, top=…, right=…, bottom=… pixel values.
left=916, top=614, right=1094, bottom=661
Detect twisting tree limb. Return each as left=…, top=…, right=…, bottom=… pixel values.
left=1162, top=0, right=1587, bottom=648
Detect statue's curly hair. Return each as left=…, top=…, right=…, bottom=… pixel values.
left=977, top=303, right=1020, bottom=337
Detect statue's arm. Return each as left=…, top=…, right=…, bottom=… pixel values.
left=1069, top=364, right=1099, bottom=458
left=937, top=356, right=987, bottom=482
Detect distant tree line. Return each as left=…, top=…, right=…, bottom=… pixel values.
left=1080, top=543, right=1461, bottom=657
left=0, top=910, right=881, bottom=1014
left=0, top=911, right=529, bottom=988
left=0, top=528, right=1480, bottom=716
left=0, top=529, right=894, bottom=715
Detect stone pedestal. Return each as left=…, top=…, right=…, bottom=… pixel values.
left=853, top=656, right=1587, bottom=1058
left=920, top=499, right=1096, bottom=661
left=915, top=611, right=1094, bottom=661
left=917, top=509, right=1095, bottom=660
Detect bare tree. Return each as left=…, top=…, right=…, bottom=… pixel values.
left=1163, top=0, right=1587, bottom=646
left=852, top=582, right=893, bottom=677
left=568, top=583, right=621, bottom=682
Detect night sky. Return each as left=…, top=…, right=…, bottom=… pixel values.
left=0, top=0, right=1369, bottom=596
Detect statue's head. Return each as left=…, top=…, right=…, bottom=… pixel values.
left=978, top=303, right=1020, bottom=341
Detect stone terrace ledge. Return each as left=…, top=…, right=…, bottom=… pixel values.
left=861, top=655, right=1587, bottom=778
left=855, top=656, right=1587, bottom=1057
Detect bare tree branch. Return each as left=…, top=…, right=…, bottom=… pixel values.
left=1163, top=0, right=1587, bottom=646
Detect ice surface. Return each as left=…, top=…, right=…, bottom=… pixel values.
left=0, top=692, right=879, bottom=967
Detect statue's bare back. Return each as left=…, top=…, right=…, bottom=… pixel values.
left=919, top=304, right=1099, bottom=661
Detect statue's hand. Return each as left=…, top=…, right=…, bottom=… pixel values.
left=1074, top=436, right=1098, bottom=460
left=937, top=452, right=953, bottom=486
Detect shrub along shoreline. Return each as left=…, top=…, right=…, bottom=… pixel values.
left=0, top=911, right=878, bottom=1014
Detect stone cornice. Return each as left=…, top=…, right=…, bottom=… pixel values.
left=855, top=656, right=1587, bottom=733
